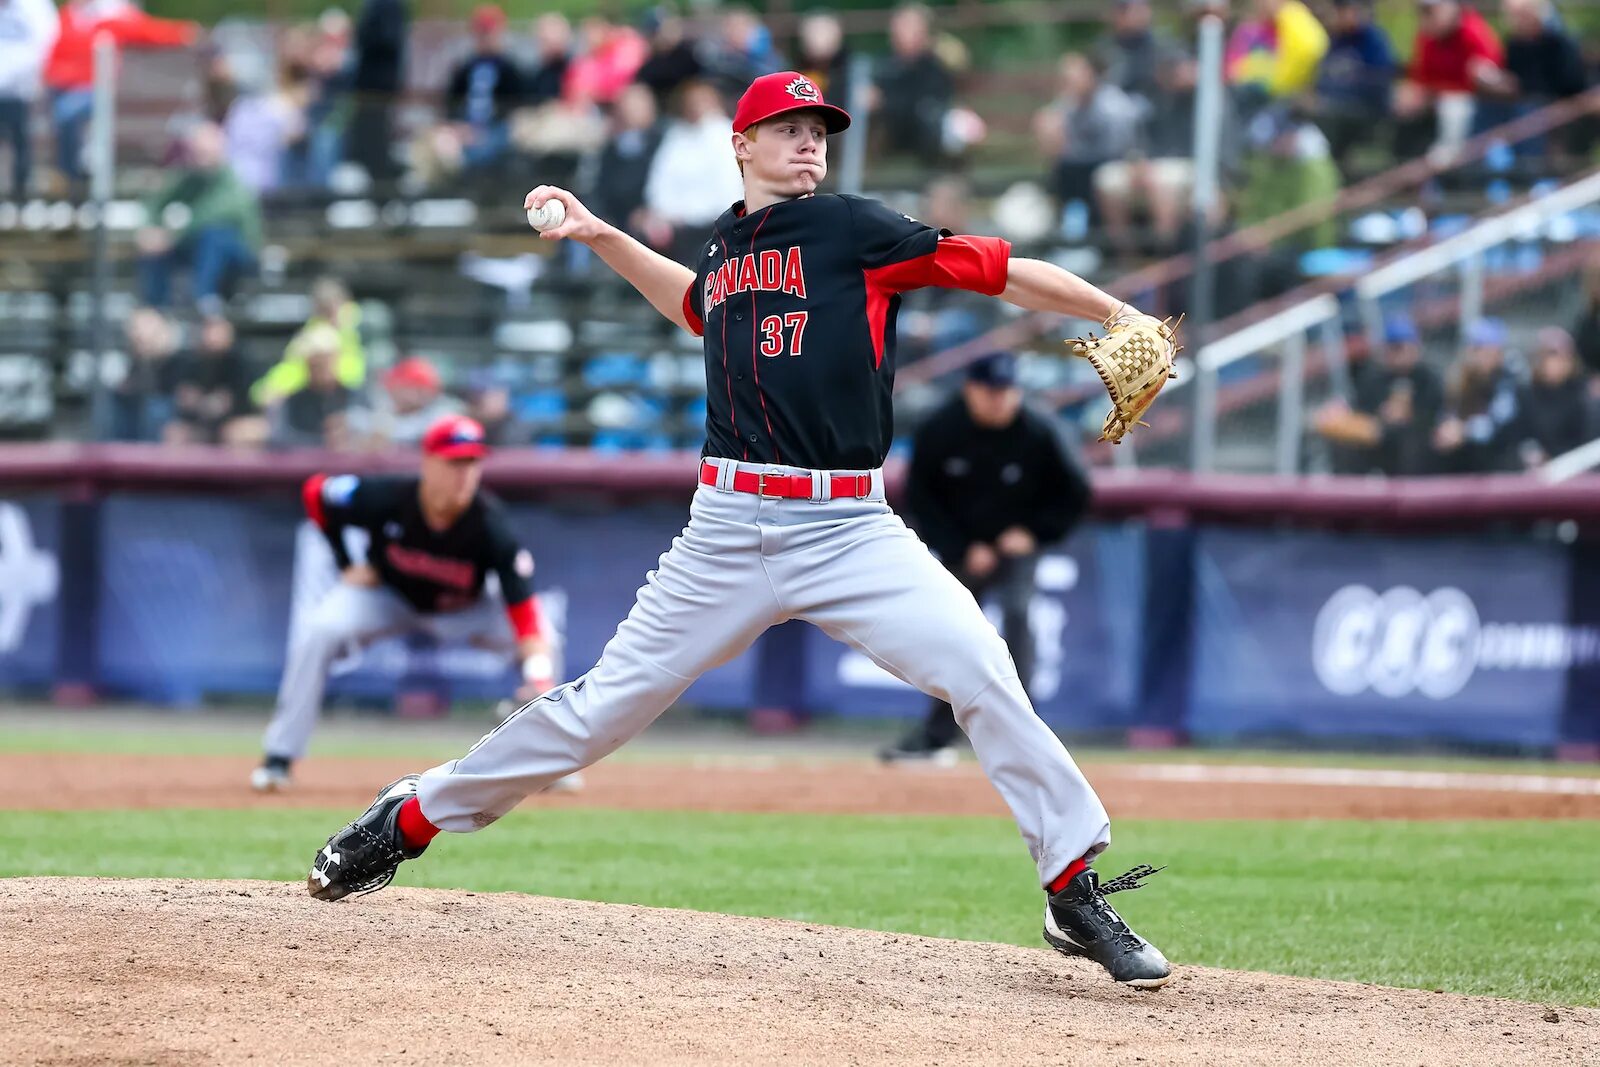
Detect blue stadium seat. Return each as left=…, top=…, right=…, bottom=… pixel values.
left=591, top=430, right=652, bottom=452
left=582, top=352, right=648, bottom=388
left=514, top=389, right=566, bottom=424
left=1298, top=248, right=1374, bottom=277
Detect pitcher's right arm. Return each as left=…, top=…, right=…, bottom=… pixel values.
left=524, top=186, right=697, bottom=335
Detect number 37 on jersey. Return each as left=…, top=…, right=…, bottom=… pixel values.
left=759, top=311, right=808, bottom=357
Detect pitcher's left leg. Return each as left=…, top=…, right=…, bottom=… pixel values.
left=782, top=512, right=1107, bottom=885
left=781, top=507, right=1170, bottom=988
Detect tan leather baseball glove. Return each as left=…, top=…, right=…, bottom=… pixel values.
left=1068, top=309, right=1182, bottom=444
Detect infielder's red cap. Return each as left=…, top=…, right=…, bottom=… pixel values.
left=732, top=71, right=851, bottom=134
left=470, top=4, right=506, bottom=33
left=422, top=415, right=488, bottom=459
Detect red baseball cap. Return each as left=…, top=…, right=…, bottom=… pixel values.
left=731, top=71, right=851, bottom=134
left=422, top=415, right=488, bottom=459
left=384, top=355, right=441, bottom=393
left=470, top=4, right=506, bottom=33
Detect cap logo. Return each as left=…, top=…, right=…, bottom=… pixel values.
left=786, top=77, right=821, bottom=103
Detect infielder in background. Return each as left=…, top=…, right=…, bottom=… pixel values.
left=253, top=414, right=559, bottom=791
left=880, top=352, right=1092, bottom=764
left=307, top=71, right=1177, bottom=988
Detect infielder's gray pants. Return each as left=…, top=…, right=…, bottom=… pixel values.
left=263, top=585, right=512, bottom=761
left=418, top=459, right=1111, bottom=885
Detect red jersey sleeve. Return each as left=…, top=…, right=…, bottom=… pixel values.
left=864, top=233, right=1012, bottom=297
left=682, top=280, right=704, bottom=337
left=505, top=596, right=544, bottom=640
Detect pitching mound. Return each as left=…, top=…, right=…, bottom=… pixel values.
left=2, top=879, right=1593, bottom=1066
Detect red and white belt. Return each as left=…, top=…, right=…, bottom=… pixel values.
left=699, top=460, right=874, bottom=500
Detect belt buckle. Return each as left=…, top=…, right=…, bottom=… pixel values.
left=854, top=474, right=871, bottom=499
left=756, top=472, right=782, bottom=498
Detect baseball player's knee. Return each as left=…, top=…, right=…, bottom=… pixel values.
left=949, top=671, right=1030, bottom=723
left=294, top=615, right=359, bottom=658
left=906, top=630, right=1018, bottom=709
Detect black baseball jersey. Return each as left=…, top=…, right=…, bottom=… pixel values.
left=302, top=473, right=535, bottom=616
left=907, top=395, right=1092, bottom=564
left=681, top=193, right=1011, bottom=470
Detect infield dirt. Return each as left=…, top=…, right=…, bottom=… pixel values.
left=6, top=751, right=1599, bottom=818
left=4, top=877, right=1596, bottom=1066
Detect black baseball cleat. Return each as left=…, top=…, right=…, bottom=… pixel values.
left=1043, top=864, right=1172, bottom=989
left=307, top=775, right=429, bottom=902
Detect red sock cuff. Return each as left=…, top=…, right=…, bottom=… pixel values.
left=1047, top=856, right=1090, bottom=894
left=397, top=796, right=441, bottom=849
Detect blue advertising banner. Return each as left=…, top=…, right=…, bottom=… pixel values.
left=0, top=496, right=62, bottom=688
left=1188, top=528, right=1572, bottom=746
left=97, top=496, right=302, bottom=701
left=69, top=490, right=1600, bottom=749
left=802, top=524, right=1147, bottom=728
left=93, top=494, right=756, bottom=710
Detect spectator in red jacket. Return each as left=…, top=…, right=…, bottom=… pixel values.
left=1392, top=0, right=1503, bottom=161
left=562, top=14, right=647, bottom=106
left=44, top=0, right=197, bottom=188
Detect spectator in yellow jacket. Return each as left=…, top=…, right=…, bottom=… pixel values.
left=1226, top=0, right=1329, bottom=106
left=252, top=276, right=366, bottom=406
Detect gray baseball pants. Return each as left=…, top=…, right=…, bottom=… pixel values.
left=416, top=458, right=1110, bottom=885
left=263, top=584, right=512, bottom=761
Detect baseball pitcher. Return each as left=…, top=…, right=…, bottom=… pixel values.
left=306, top=72, right=1178, bottom=988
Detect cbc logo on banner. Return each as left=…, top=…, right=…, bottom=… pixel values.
left=1311, top=585, right=1480, bottom=700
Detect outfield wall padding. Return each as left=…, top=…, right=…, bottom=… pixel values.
left=1, top=445, right=1597, bottom=749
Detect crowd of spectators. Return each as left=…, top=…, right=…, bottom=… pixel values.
left=0, top=3, right=994, bottom=207
left=1314, top=292, right=1600, bottom=476
left=1033, top=0, right=1595, bottom=256
left=0, top=3, right=1592, bottom=240
left=98, top=270, right=518, bottom=454
left=3, top=1, right=1597, bottom=476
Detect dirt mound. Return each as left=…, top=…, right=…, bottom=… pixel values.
left=9, top=752, right=1600, bottom=819
left=2, top=879, right=1593, bottom=1066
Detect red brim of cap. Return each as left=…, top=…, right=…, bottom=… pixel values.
left=737, top=101, right=852, bottom=135
left=429, top=442, right=488, bottom=459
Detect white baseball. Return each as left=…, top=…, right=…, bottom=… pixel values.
left=527, top=199, right=566, bottom=232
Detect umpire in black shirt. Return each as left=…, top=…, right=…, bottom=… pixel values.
left=880, top=352, right=1093, bottom=762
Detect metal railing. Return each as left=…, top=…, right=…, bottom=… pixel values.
left=899, top=87, right=1600, bottom=395
left=1192, top=294, right=1343, bottom=474
left=1187, top=167, right=1600, bottom=475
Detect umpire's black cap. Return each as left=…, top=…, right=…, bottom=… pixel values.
left=966, top=352, right=1020, bottom=387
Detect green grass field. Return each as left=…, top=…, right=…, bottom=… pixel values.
left=6, top=710, right=1597, bottom=1007
left=7, top=807, right=1597, bottom=1007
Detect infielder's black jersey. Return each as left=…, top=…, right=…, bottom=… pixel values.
left=682, top=193, right=1012, bottom=470
left=302, top=473, right=535, bottom=616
